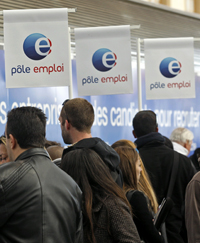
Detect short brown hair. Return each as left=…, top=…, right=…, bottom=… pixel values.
left=61, top=98, right=94, bottom=133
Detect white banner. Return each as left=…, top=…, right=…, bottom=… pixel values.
left=144, top=37, right=195, bottom=100
left=4, top=9, right=70, bottom=88
left=75, top=25, right=133, bottom=96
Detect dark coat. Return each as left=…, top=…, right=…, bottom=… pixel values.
left=135, top=132, right=195, bottom=243
left=189, top=148, right=200, bottom=172
left=84, top=194, right=141, bottom=243
left=127, top=190, right=164, bottom=243
left=62, top=137, right=123, bottom=187
left=0, top=148, right=83, bottom=243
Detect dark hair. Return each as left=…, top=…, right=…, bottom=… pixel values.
left=6, top=107, right=47, bottom=149
left=133, top=110, right=157, bottom=137
left=61, top=148, right=130, bottom=243
left=60, top=98, right=94, bottom=133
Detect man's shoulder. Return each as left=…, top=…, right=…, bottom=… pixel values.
left=177, top=151, right=194, bottom=167
left=0, top=160, right=27, bottom=181
left=74, top=137, right=103, bottom=148
left=63, top=137, right=107, bottom=155
left=140, top=145, right=193, bottom=170
left=139, top=142, right=174, bottom=157
left=189, top=171, right=200, bottom=184
left=0, top=160, right=34, bottom=195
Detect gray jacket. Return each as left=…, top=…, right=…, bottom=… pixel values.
left=185, top=171, right=200, bottom=243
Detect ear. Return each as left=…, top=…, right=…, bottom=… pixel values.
left=132, top=130, right=137, bottom=138
left=184, top=141, right=190, bottom=150
left=65, top=120, right=70, bottom=131
left=9, top=134, right=17, bottom=149
left=156, top=127, right=159, bottom=132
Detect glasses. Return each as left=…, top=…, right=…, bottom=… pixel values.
left=135, top=148, right=139, bottom=154
left=0, top=135, right=6, bottom=145
left=61, top=99, right=70, bottom=124
left=62, top=99, right=70, bottom=106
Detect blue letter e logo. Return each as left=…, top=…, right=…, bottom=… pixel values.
left=159, top=57, right=181, bottom=78
left=23, top=33, right=52, bottom=60
left=92, top=48, right=117, bottom=72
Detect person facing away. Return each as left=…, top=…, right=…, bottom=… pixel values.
left=0, top=135, right=10, bottom=165
left=59, top=98, right=123, bottom=187
left=112, top=142, right=164, bottom=243
left=189, top=147, right=200, bottom=172
left=132, top=110, right=195, bottom=243
left=170, top=127, right=194, bottom=156
left=61, top=148, right=141, bottom=243
left=46, top=144, right=64, bottom=167
left=0, top=106, right=83, bottom=243
left=185, top=171, right=200, bottom=243
left=46, top=145, right=64, bottom=161
left=111, top=139, right=158, bottom=215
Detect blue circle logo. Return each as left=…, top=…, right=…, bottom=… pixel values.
left=92, top=48, right=117, bottom=72
left=159, top=57, right=182, bottom=78
left=23, top=33, right=52, bottom=60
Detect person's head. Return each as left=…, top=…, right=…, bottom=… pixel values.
left=0, top=135, right=10, bottom=165
left=59, top=98, right=94, bottom=144
left=193, top=148, right=200, bottom=167
left=44, top=139, right=61, bottom=148
left=47, top=145, right=64, bottom=161
left=170, top=127, right=194, bottom=154
left=112, top=139, right=158, bottom=213
left=132, top=110, right=158, bottom=138
left=112, top=145, right=141, bottom=190
left=61, top=148, right=129, bottom=243
left=6, top=106, right=47, bottom=161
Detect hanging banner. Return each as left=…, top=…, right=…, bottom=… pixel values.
left=4, top=8, right=70, bottom=88
left=75, top=25, right=133, bottom=96
left=144, top=37, right=195, bottom=100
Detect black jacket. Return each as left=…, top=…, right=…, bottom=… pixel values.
left=0, top=148, right=83, bottom=243
left=127, top=190, right=164, bottom=243
left=62, top=137, right=123, bottom=187
left=189, top=148, right=200, bottom=172
left=135, top=132, right=195, bottom=243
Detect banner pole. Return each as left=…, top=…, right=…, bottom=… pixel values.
left=0, top=8, right=77, bottom=16
left=137, top=38, right=142, bottom=111
left=68, top=27, right=73, bottom=99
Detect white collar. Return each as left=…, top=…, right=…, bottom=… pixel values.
left=172, top=141, right=188, bottom=156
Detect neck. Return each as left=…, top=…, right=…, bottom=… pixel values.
left=12, top=147, right=29, bottom=161
left=71, top=132, right=92, bottom=144
left=173, top=140, right=184, bottom=147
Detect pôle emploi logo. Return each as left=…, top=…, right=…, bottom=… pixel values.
left=150, top=57, right=191, bottom=91
left=159, top=57, right=181, bottom=78
left=23, top=33, right=52, bottom=60
left=11, top=33, right=64, bottom=76
left=92, top=48, right=117, bottom=72
left=82, top=48, right=128, bottom=86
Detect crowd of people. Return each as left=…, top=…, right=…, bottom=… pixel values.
left=0, top=97, right=199, bottom=243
